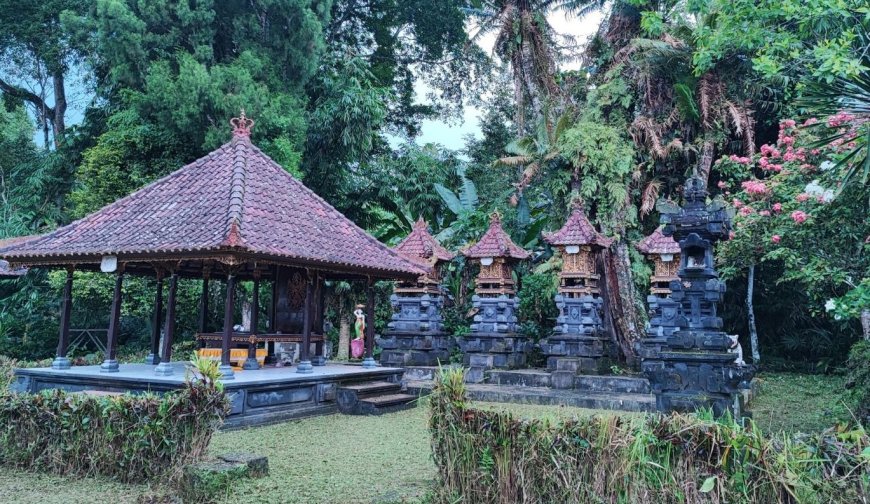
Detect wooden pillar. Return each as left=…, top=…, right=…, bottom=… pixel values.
left=100, top=268, right=124, bottom=373
left=199, top=276, right=210, bottom=333
left=219, top=274, right=236, bottom=379
left=145, top=271, right=164, bottom=365
left=312, top=273, right=326, bottom=366
left=52, top=266, right=74, bottom=370
left=362, top=278, right=376, bottom=368
left=243, top=273, right=261, bottom=370
left=297, top=274, right=313, bottom=373
left=154, top=273, right=178, bottom=376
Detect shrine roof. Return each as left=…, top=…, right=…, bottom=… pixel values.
left=462, top=214, right=530, bottom=260
left=636, top=226, right=680, bottom=255
left=0, top=114, right=425, bottom=280
left=543, top=206, right=613, bottom=248
left=394, top=218, right=454, bottom=266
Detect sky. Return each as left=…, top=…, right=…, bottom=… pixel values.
left=29, top=8, right=603, bottom=150
left=411, top=9, right=604, bottom=150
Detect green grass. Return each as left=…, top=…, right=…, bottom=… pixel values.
left=0, top=470, right=147, bottom=504
left=749, top=372, right=852, bottom=433
left=0, top=372, right=855, bottom=503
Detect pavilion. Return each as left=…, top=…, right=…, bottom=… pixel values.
left=0, top=112, right=425, bottom=382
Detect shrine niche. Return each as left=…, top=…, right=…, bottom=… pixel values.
left=636, top=226, right=682, bottom=338
left=378, top=218, right=455, bottom=366
left=459, top=213, right=531, bottom=382
left=637, top=177, right=754, bottom=417
left=539, top=203, right=614, bottom=385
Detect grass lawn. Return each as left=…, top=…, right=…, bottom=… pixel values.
left=0, top=372, right=854, bottom=503
left=749, top=372, right=852, bottom=433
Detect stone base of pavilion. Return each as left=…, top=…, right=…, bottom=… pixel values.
left=377, top=331, right=454, bottom=367
left=10, top=362, right=405, bottom=429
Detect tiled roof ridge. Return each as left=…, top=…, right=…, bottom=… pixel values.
left=462, top=213, right=530, bottom=260
left=636, top=225, right=680, bottom=255
left=222, top=138, right=249, bottom=248
left=543, top=206, right=613, bottom=248
left=243, top=142, right=428, bottom=275
left=394, top=218, right=454, bottom=263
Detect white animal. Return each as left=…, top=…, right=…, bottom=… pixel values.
left=728, top=335, right=746, bottom=367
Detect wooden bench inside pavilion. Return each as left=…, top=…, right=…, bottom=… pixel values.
left=0, top=112, right=426, bottom=426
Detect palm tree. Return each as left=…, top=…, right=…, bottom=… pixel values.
left=466, top=1, right=607, bottom=132
left=620, top=26, right=757, bottom=188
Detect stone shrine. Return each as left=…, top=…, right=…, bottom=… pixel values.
left=636, top=226, right=682, bottom=338
left=378, top=218, right=455, bottom=366
left=539, top=204, right=614, bottom=385
left=638, top=177, right=753, bottom=416
left=460, top=213, right=531, bottom=382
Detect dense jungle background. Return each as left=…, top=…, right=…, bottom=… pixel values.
left=0, top=0, right=867, bottom=375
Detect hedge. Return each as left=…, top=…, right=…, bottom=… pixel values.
left=429, top=367, right=870, bottom=504
left=0, top=355, right=228, bottom=483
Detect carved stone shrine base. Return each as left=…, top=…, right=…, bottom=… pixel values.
left=387, top=293, right=446, bottom=333
left=639, top=332, right=752, bottom=417
left=553, top=294, right=602, bottom=335
left=460, top=333, right=531, bottom=383
left=540, top=334, right=615, bottom=383
left=470, top=295, right=519, bottom=333
left=377, top=331, right=453, bottom=367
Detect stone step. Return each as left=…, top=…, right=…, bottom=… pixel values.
left=405, top=380, right=656, bottom=413
left=358, top=393, right=418, bottom=415
left=486, top=369, right=552, bottom=388
left=574, top=375, right=651, bottom=394
left=338, top=380, right=401, bottom=398
left=401, top=365, right=460, bottom=381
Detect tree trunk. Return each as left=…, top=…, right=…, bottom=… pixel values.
left=696, top=138, right=715, bottom=186
left=862, top=308, right=870, bottom=342
left=51, top=70, right=67, bottom=147
left=601, top=241, right=644, bottom=366
left=337, top=305, right=351, bottom=361
left=746, top=264, right=761, bottom=363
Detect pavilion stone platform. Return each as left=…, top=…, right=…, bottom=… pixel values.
left=11, top=363, right=405, bottom=429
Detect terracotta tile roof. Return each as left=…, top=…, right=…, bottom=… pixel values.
left=462, top=214, right=530, bottom=260
left=394, top=218, right=454, bottom=267
left=636, top=226, right=680, bottom=255
left=0, top=236, right=37, bottom=277
left=543, top=206, right=613, bottom=248
left=0, top=129, right=425, bottom=279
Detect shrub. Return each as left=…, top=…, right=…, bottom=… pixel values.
left=846, top=340, right=870, bottom=424
left=428, top=368, right=869, bottom=503
left=0, top=354, right=228, bottom=483
left=517, top=272, right=558, bottom=342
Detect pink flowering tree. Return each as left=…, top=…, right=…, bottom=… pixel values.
left=715, top=116, right=870, bottom=360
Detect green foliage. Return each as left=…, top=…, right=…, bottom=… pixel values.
left=846, top=341, right=870, bottom=424
left=717, top=121, right=870, bottom=361
left=692, top=0, right=869, bottom=83
left=0, top=370, right=228, bottom=483
left=428, top=367, right=870, bottom=503
left=517, top=272, right=558, bottom=341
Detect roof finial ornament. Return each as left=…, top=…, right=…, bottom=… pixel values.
left=230, top=109, right=255, bottom=138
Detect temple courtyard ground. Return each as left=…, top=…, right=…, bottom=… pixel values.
left=0, top=372, right=851, bottom=504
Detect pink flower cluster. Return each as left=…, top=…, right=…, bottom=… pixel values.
left=771, top=235, right=781, bottom=243
left=717, top=181, right=728, bottom=189
left=732, top=198, right=743, bottom=208
left=728, top=154, right=752, bottom=165
left=796, top=193, right=811, bottom=202
left=739, top=206, right=754, bottom=216
left=772, top=202, right=782, bottom=212
left=827, top=112, right=856, bottom=128
left=741, top=180, right=769, bottom=196
left=760, top=144, right=781, bottom=158
left=791, top=210, right=808, bottom=224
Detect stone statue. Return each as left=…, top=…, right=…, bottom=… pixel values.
left=351, top=305, right=366, bottom=359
